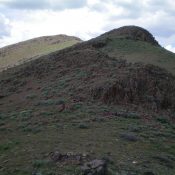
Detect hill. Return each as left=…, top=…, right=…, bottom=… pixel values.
left=92, top=25, right=175, bottom=75
left=0, top=35, right=81, bottom=72
left=0, top=26, right=175, bottom=175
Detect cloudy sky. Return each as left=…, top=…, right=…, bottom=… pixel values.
left=0, top=0, right=175, bottom=52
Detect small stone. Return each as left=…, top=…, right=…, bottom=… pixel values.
left=81, top=159, right=107, bottom=175
left=83, top=153, right=87, bottom=157
left=49, top=151, right=63, bottom=162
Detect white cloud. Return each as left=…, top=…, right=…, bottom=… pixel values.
left=0, top=13, right=10, bottom=38
left=0, top=0, right=174, bottom=53
left=0, top=8, right=107, bottom=46
left=165, top=45, right=175, bottom=53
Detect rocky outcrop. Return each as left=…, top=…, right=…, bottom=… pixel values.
left=91, top=64, right=175, bottom=110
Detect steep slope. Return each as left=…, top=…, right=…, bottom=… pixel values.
left=0, top=26, right=175, bottom=175
left=0, top=35, right=81, bottom=72
left=92, top=26, right=175, bottom=75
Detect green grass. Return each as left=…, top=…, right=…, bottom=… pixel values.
left=101, top=38, right=175, bottom=74
left=0, top=103, right=175, bottom=174
left=0, top=140, right=20, bottom=153
left=36, top=99, right=64, bottom=106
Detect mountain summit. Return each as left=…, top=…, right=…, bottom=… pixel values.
left=89, top=26, right=175, bottom=74
left=101, top=25, right=159, bottom=46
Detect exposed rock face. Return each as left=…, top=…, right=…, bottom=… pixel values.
left=91, top=64, right=175, bottom=110
left=101, top=25, right=160, bottom=46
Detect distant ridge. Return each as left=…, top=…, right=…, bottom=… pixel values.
left=0, top=34, right=81, bottom=50
left=0, top=34, right=82, bottom=72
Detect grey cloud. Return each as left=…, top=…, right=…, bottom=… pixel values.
left=92, top=0, right=175, bottom=19
left=89, top=0, right=142, bottom=19
left=1, top=0, right=87, bottom=10
left=157, top=36, right=175, bottom=47
left=150, top=26, right=175, bottom=38
left=89, top=3, right=108, bottom=12
left=53, top=0, right=87, bottom=9
left=100, top=0, right=175, bottom=39
left=4, top=0, right=48, bottom=9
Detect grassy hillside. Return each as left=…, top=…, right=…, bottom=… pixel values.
left=0, top=35, right=81, bottom=72
left=0, top=26, right=175, bottom=175
left=100, top=38, right=175, bottom=74
left=90, top=26, right=175, bottom=75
